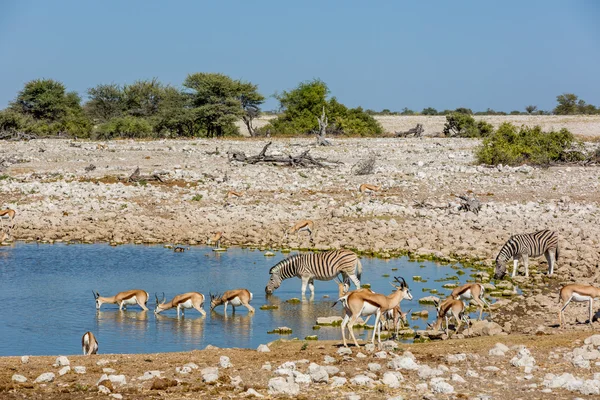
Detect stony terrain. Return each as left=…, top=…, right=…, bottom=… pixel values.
left=3, top=333, right=600, bottom=399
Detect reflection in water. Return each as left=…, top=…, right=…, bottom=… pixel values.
left=210, top=310, right=253, bottom=343
left=155, top=314, right=205, bottom=341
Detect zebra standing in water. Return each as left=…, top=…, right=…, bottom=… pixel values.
left=265, top=250, right=362, bottom=297
left=494, top=229, right=559, bottom=279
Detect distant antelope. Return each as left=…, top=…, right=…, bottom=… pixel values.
left=450, top=283, right=492, bottom=320
left=82, top=331, right=98, bottom=355
left=154, top=292, right=206, bottom=317
left=266, top=250, right=363, bottom=297
left=207, top=232, right=223, bottom=249
left=93, top=289, right=149, bottom=311
left=284, top=220, right=314, bottom=241
left=428, top=297, right=470, bottom=335
left=210, top=289, right=255, bottom=314
left=558, top=284, right=600, bottom=328
left=359, top=184, right=381, bottom=195
left=494, top=229, right=559, bottom=279
left=334, top=277, right=412, bottom=348
left=0, top=209, right=16, bottom=230
left=174, top=246, right=185, bottom=252
left=226, top=190, right=243, bottom=199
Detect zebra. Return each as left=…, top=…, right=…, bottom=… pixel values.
left=494, top=229, right=559, bottom=279
left=265, top=250, right=362, bottom=297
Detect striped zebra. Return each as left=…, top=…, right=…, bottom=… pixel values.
left=494, top=229, right=559, bottom=279
left=265, top=250, right=363, bottom=297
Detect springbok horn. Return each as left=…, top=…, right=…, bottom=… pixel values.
left=92, top=290, right=98, bottom=300
left=401, top=277, right=407, bottom=287
left=155, top=292, right=159, bottom=304
left=161, top=292, right=165, bottom=304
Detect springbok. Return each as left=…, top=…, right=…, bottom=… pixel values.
left=450, top=283, right=492, bottom=320
left=226, top=190, right=243, bottom=199
left=210, top=289, right=255, bottom=314
left=93, top=289, right=149, bottom=311
left=359, top=184, right=381, bottom=195
left=82, top=331, right=98, bottom=355
left=154, top=292, right=206, bottom=317
left=429, top=297, right=470, bottom=335
left=0, top=209, right=16, bottom=231
left=207, top=232, right=223, bottom=249
left=334, top=277, right=412, bottom=348
left=558, top=284, right=600, bottom=328
left=381, top=305, right=411, bottom=338
left=284, top=220, right=314, bottom=241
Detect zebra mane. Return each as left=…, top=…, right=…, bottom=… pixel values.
left=269, top=253, right=303, bottom=275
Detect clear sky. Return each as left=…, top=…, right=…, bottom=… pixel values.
left=0, top=0, right=598, bottom=113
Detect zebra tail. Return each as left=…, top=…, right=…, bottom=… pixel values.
left=555, top=245, right=559, bottom=261
left=356, top=258, right=363, bottom=281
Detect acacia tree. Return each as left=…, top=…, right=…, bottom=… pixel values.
left=238, top=81, right=265, bottom=136
left=554, top=93, right=579, bottom=115
left=11, top=79, right=80, bottom=121
left=86, top=83, right=124, bottom=122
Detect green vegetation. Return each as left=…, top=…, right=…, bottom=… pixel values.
left=260, top=79, right=383, bottom=136
left=190, top=194, right=203, bottom=202
left=475, top=123, right=585, bottom=166
left=554, top=93, right=598, bottom=115
left=443, top=113, right=493, bottom=138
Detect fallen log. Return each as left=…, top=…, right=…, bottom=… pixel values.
left=228, top=142, right=341, bottom=168
left=456, top=194, right=482, bottom=214
left=128, top=167, right=165, bottom=183
left=395, top=124, right=424, bottom=138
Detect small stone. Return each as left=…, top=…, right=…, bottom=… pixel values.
left=368, top=363, right=381, bottom=372
left=21, top=356, right=29, bottom=364
left=308, top=363, right=329, bottom=383
left=364, top=343, right=376, bottom=352
left=231, top=375, right=243, bottom=388
left=98, top=385, right=111, bottom=394
left=74, top=366, right=86, bottom=374
left=388, top=355, right=419, bottom=370
left=55, top=356, right=70, bottom=366
left=176, top=366, right=192, bottom=374
left=268, top=376, right=300, bottom=396
left=58, top=366, right=70, bottom=376
left=374, top=351, right=387, bottom=359
left=245, top=388, right=265, bottom=397
left=108, top=374, right=127, bottom=386
left=183, top=362, right=199, bottom=370
left=331, top=376, right=348, bottom=387
left=12, top=374, right=27, bottom=383
left=325, top=366, right=340, bottom=375
left=257, top=344, right=270, bottom=352
left=324, top=355, right=336, bottom=364
left=220, top=356, right=233, bottom=368
left=337, top=347, right=352, bottom=356
left=110, top=395, right=123, bottom=400
left=201, top=367, right=219, bottom=383
left=204, top=344, right=219, bottom=350
left=452, top=373, right=466, bottom=383
left=430, top=377, right=454, bottom=394
left=483, top=366, right=500, bottom=372
left=262, top=362, right=272, bottom=371
left=382, top=371, right=403, bottom=388
left=138, top=370, right=161, bottom=381
left=466, top=369, right=479, bottom=378
left=446, top=353, right=466, bottom=363
left=103, top=368, right=116, bottom=374
left=96, top=359, right=111, bottom=366
left=34, top=372, right=55, bottom=383
left=350, top=374, right=374, bottom=386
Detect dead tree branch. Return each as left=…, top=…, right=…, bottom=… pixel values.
left=395, top=124, right=424, bottom=138
left=456, top=194, right=482, bottom=214
left=228, top=141, right=341, bottom=168
left=316, top=107, right=332, bottom=146
left=128, top=167, right=165, bottom=183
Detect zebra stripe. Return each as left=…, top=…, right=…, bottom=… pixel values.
left=496, top=229, right=559, bottom=262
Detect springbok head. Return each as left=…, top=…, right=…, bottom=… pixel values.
left=334, top=275, right=350, bottom=298
left=154, top=292, right=166, bottom=314
left=209, top=292, right=223, bottom=310
left=92, top=290, right=102, bottom=310
left=390, top=276, right=412, bottom=301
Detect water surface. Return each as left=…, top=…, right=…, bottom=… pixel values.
left=0, top=243, right=484, bottom=356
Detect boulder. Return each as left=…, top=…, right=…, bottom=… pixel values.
left=55, top=356, right=70, bottom=366
left=308, top=363, right=329, bottom=383
left=268, top=376, right=300, bottom=396
left=12, top=374, right=27, bottom=383
left=34, top=372, right=55, bottom=383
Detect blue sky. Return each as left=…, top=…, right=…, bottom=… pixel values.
left=0, top=1, right=598, bottom=112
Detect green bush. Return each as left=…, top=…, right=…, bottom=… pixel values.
left=475, top=123, right=583, bottom=166
left=97, top=116, right=154, bottom=139
left=0, top=109, right=29, bottom=132
left=443, top=113, right=493, bottom=138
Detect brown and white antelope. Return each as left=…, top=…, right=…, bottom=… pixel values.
left=429, top=297, right=470, bottom=335
left=154, top=292, right=206, bottom=317
left=93, top=289, right=149, bottom=311
left=558, top=284, right=600, bottom=328
left=381, top=305, right=411, bottom=338
left=284, top=220, right=314, bottom=241
left=82, top=331, right=98, bottom=355
left=334, top=277, right=412, bottom=348
left=0, top=209, right=16, bottom=230
left=359, top=184, right=381, bottom=195
left=226, top=190, right=243, bottom=199
left=450, top=282, right=492, bottom=320
left=210, top=289, right=255, bottom=314
left=207, top=232, right=223, bottom=249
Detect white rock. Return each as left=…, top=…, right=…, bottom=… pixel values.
left=34, top=372, right=55, bottom=383
left=466, top=369, right=480, bottom=378
left=430, top=377, right=454, bottom=394
left=510, top=348, right=535, bottom=368
left=58, top=366, right=71, bottom=376
left=177, top=366, right=192, bottom=374
left=483, top=366, right=500, bottom=372
left=220, top=356, right=233, bottom=368
left=381, top=340, right=398, bottom=351
left=308, top=363, right=329, bottom=383
left=262, top=362, right=272, bottom=371
left=96, top=359, right=111, bottom=366
left=21, top=356, right=29, bottom=364
left=98, top=385, right=111, bottom=394
left=103, top=368, right=116, bottom=374
left=108, top=374, right=127, bottom=386
left=74, top=366, right=86, bottom=374
left=494, top=343, right=510, bottom=352
left=580, top=380, right=600, bottom=395
left=446, top=353, right=466, bottom=363
left=368, top=363, right=381, bottom=372
left=356, top=352, right=367, bottom=359
left=110, top=394, right=123, bottom=400
left=388, top=355, right=419, bottom=370
left=331, top=376, right=348, bottom=387
left=347, top=394, right=361, bottom=400
left=55, top=356, right=70, bottom=366
left=268, top=376, right=300, bottom=396
left=293, top=371, right=311, bottom=385
left=584, top=334, right=600, bottom=347
left=337, top=347, right=352, bottom=356
left=572, top=355, right=590, bottom=369
left=137, top=370, right=161, bottom=381
left=350, top=374, right=374, bottom=386
left=12, top=374, right=27, bottom=383
left=201, top=367, right=219, bottom=383
left=324, top=355, right=336, bottom=364
left=364, top=343, right=376, bottom=352
left=374, top=351, right=387, bottom=359
left=489, top=347, right=506, bottom=356
left=257, top=344, right=270, bottom=352
left=452, top=373, right=466, bottom=383
left=245, top=388, right=264, bottom=397
left=325, top=366, right=339, bottom=375
left=415, top=382, right=428, bottom=391
left=183, top=362, right=199, bottom=370
left=382, top=371, right=403, bottom=388
left=418, top=365, right=443, bottom=379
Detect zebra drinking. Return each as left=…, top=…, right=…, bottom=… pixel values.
left=494, top=229, right=559, bottom=279
left=265, top=250, right=362, bottom=297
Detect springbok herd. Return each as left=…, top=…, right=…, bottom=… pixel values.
left=2, top=200, right=600, bottom=355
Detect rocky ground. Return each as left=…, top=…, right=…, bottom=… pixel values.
left=3, top=333, right=600, bottom=399
left=1, top=133, right=600, bottom=399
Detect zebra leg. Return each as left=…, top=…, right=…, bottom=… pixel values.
left=512, top=258, right=518, bottom=277
left=522, top=254, right=529, bottom=277
left=308, top=278, right=315, bottom=298
left=301, top=276, right=309, bottom=298
left=348, top=274, right=361, bottom=290
left=545, top=250, right=555, bottom=276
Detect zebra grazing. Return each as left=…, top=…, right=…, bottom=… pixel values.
left=265, top=250, right=362, bottom=297
left=494, top=229, right=559, bottom=279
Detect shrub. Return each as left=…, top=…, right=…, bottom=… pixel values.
left=443, top=113, right=493, bottom=138
left=421, top=107, right=438, bottom=115
left=0, top=109, right=29, bottom=132
left=97, top=116, right=154, bottom=139
left=475, top=123, right=583, bottom=166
